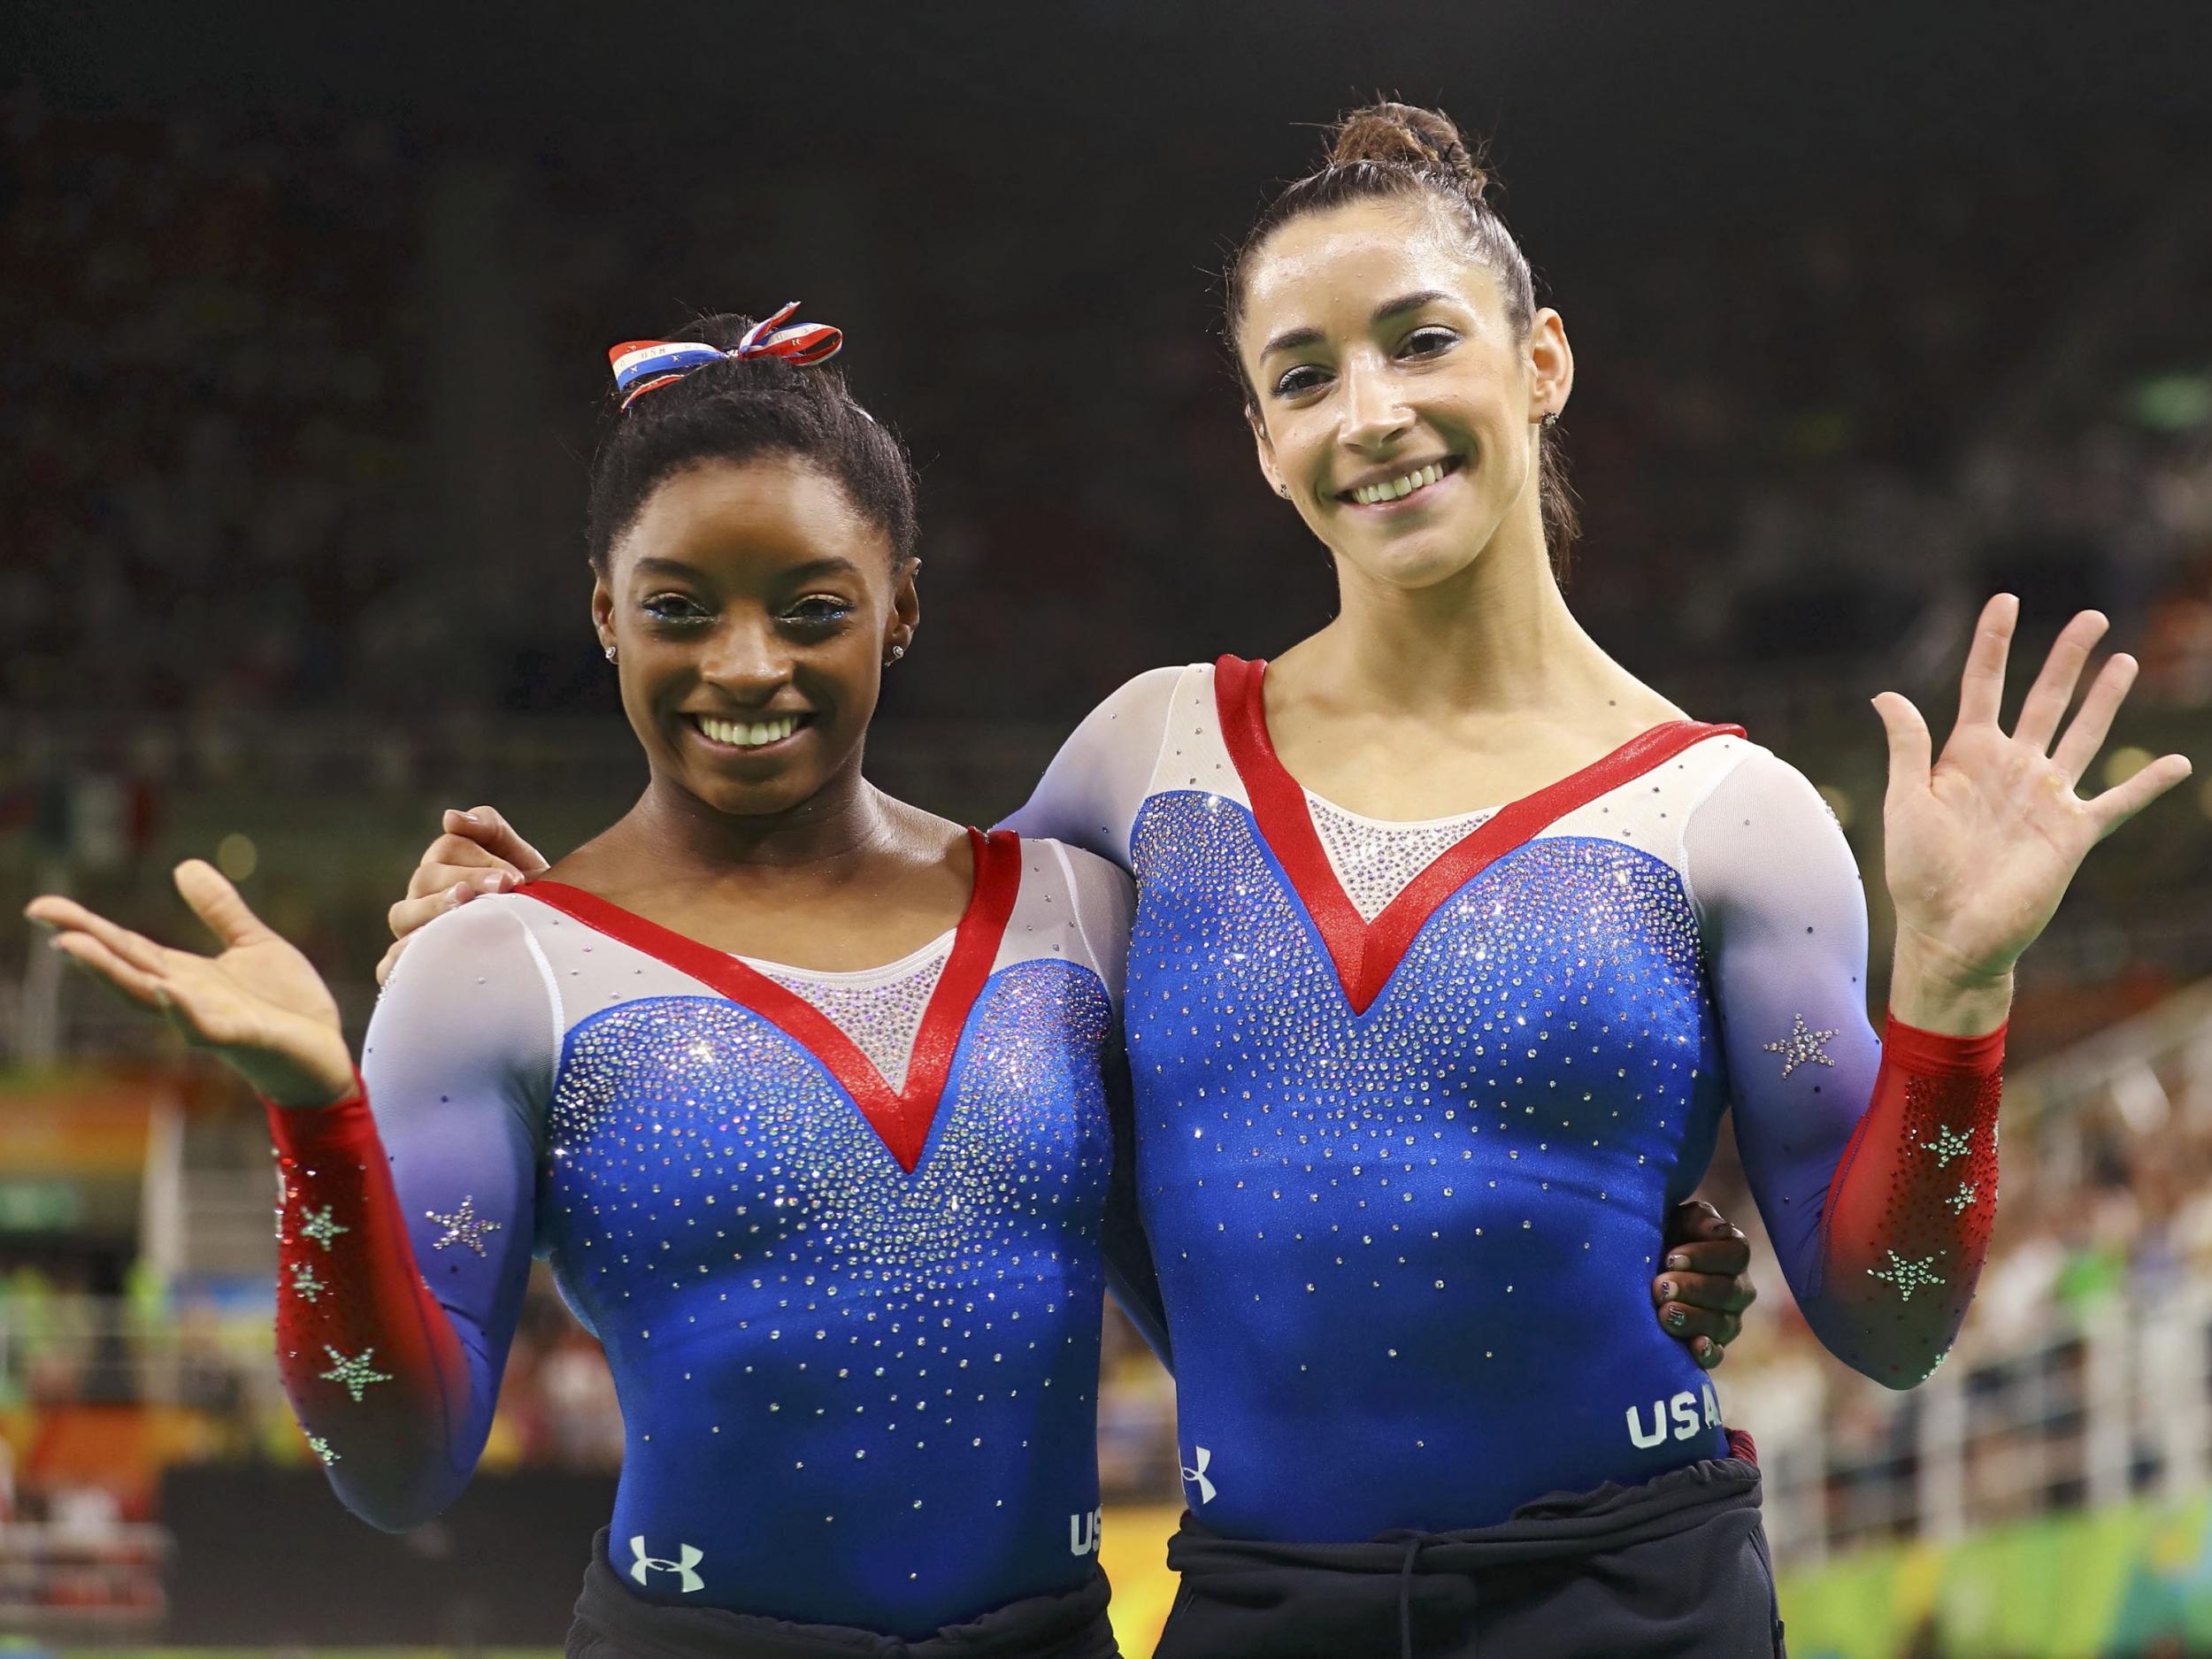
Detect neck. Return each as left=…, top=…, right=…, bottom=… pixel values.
left=622, top=758, right=897, bottom=880
left=1294, top=505, right=1618, bottom=720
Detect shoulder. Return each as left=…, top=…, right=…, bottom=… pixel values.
left=1025, top=836, right=1137, bottom=907
left=1073, top=663, right=1210, bottom=732
left=388, top=891, right=549, bottom=979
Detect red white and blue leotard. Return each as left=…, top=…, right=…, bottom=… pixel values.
left=1004, top=660, right=2004, bottom=1543
left=266, top=831, right=1155, bottom=1636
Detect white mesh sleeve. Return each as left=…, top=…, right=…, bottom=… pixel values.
left=997, top=666, right=1186, bottom=870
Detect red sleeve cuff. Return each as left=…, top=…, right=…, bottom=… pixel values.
left=1880, top=1010, right=2007, bottom=1076
left=262, top=1071, right=373, bottom=1157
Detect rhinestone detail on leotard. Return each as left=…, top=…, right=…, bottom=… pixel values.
left=1303, top=793, right=1496, bottom=922
left=755, top=945, right=951, bottom=1093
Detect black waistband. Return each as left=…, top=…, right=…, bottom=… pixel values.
left=569, top=1527, right=1118, bottom=1659
left=1167, top=1448, right=1763, bottom=1578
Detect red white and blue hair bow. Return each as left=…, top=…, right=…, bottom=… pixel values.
left=609, top=302, right=844, bottom=409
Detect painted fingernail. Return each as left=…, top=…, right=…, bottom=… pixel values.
left=459, top=810, right=483, bottom=823
left=1657, top=1281, right=1676, bottom=1301
left=1666, top=1309, right=1686, bottom=1331
left=1665, top=1254, right=1688, bottom=1271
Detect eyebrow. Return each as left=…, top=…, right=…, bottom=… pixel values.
left=631, top=554, right=863, bottom=582
left=1261, top=290, right=1452, bottom=360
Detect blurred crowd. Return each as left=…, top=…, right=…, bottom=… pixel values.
left=6, top=92, right=2212, bottom=726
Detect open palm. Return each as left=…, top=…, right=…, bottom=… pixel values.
left=1874, top=595, right=2192, bottom=987
left=26, top=860, right=355, bottom=1108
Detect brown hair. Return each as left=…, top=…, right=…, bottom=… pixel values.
left=1225, top=102, right=1578, bottom=572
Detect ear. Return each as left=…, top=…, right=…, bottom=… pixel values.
left=589, top=570, right=616, bottom=654
left=1528, top=308, right=1574, bottom=422
left=886, top=556, right=921, bottom=658
left=1248, top=405, right=1288, bottom=499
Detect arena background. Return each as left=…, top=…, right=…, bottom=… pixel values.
left=4, top=0, right=2211, bottom=1652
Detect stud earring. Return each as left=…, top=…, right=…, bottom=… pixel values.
left=603, top=643, right=618, bottom=664
left=886, top=644, right=906, bottom=664
left=1540, top=411, right=1559, bottom=429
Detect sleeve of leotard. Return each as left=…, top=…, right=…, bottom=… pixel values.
left=265, top=897, right=553, bottom=1528
left=1686, top=749, right=2004, bottom=1389
left=1055, top=844, right=1174, bottom=1371
left=997, top=665, right=1187, bottom=871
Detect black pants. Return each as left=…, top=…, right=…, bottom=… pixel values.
left=1155, top=1449, right=1785, bottom=1659
left=566, top=1528, right=1120, bottom=1659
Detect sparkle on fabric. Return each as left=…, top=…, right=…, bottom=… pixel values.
left=426, top=1194, right=503, bottom=1256
left=1763, top=1014, right=1838, bottom=1079
left=319, top=1346, right=395, bottom=1402
left=1868, top=1250, right=1947, bottom=1302
left=300, top=1204, right=350, bottom=1250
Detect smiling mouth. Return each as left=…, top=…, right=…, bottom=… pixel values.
left=1340, top=456, right=1463, bottom=507
left=687, top=712, right=814, bottom=751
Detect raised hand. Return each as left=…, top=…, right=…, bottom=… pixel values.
left=27, top=861, right=355, bottom=1108
left=376, top=805, right=549, bottom=986
left=1871, top=596, right=2192, bottom=1022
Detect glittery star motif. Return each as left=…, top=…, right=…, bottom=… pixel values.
left=426, top=1194, right=503, bottom=1257
left=307, top=1434, right=340, bottom=1465
left=1869, top=1250, right=1947, bottom=1302
left=299, top=1205, right=349, bottom=1251
left=1921, top=1124, right=1974, bottom=1167
left=290, top=1262, right=326, bottom=1302
left=318, top=1346, right=393, bottom=1402
left=1947, top=1181, right=1978, bottom=1215
left=1762, top=1015, right=1838, bottom=1079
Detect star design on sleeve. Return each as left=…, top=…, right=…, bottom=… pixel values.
left=299, top=1205, right=350, bottom=1251
left=319, top=1346, right=394, bottom=1402
left=1920, top=1124, right=1974, bottom=1167
left=1869, top=1250, right=1947, bottom=1302
left=307, top=1434, right=340, bottom=1465
left=426, top=1194, right=503, bottom=1257
left=1762, top=1015, right=1838, bottom=1079
left=1947, top=1181, right=1978, bottom=1215
left=290, top=1262, right=326, bottom=1303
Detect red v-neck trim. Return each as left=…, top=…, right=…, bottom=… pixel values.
left=1212, top=655, right=1743, bottom=1016
left=518, top=828, right=1022, bottom=1172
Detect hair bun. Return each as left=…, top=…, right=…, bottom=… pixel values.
left=1327, top=101, right=1486, bottom=194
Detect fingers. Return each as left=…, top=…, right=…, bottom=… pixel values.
left=2088, top=751, right=2194, bottom=843
left=1955, top=593, right=2019, bottom=731
left=2049, top=653, right=2139, bottom=786
left=1663, top=1234, right=1753, bottom=1282
left=443, top=807, right=550, bottom=879
left=387, top=886, right=477, bottom=943
left=1660, top=1198, right=1739, bottom=1249
left=173, top=859, right=275, bottom=951
left=1690, top=1317, right=1743, bottom=1370
left=1655, top=1299, right=1737, bottom=1348
left=1871, top=692, right=1932, bottom=803
left=24, top=896, right=172, bottom=979
left=2011, top=610, right=2108, bottom=754
left=1655, top=1266, right=1757, bottom=1317
left=48, top=931, right=170, bottom=1010
left=374, top=937, right=410, bottom=988
left=404, top=834, right=520, bottom=901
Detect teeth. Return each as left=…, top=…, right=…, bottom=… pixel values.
left=1354, top=462, right=1448, bottom=505
left=698, top=714, right=801, bottom=748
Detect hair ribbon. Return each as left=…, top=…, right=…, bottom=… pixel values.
left=609, top=303, right=844, bottom=409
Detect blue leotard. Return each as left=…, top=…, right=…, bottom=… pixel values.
left=1005, top=660, right=2004, bottom=1541
left=269, top=831, right=1150, bottom=1635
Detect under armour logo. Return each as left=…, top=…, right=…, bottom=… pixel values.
left=629, top=1534, right=704, bottom=1594
left=1181, top=1445, right=1217, bottom=1506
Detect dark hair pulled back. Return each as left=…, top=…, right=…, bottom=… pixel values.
left=585, top=311, right=920, bottom=572
left=1225, top=103, right=1578, bottom=570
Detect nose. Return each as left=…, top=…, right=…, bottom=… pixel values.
left=696, top=615, right=793, bottom=705
left=1337, top=354, right=1412, bottom=454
